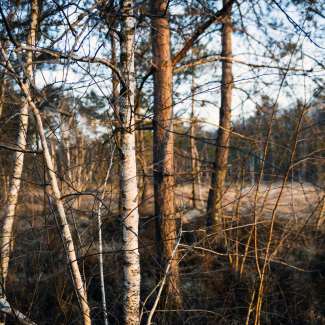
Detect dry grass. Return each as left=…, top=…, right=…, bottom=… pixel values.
left=1, top=179, right=325, bottom=324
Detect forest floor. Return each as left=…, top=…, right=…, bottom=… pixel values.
left=172, top=180, right=323, bottom=224
left=1, top=180, right=324, bottom=324
left=4, top=180, right=321, bottom=237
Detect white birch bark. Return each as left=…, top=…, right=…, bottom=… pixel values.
left=0, top=297, right=37, bottom=325
left=119, top=0, right=141, bottom=322
left=0, top=0, right=37, bottom=297
left=59, top=116, right=72, bottom=183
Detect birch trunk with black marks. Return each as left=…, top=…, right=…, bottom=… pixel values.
left=151, top=0, right=181, bottom=310
left=119, top=0, right=141, bottom=323
left=1, top=0, right=37, bottom=298
left=207, top=0, right=233, bottom=230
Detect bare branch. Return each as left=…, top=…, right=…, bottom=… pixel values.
left=135, top=51, right=158, bottom=70
left=172, top=0, right=236, bottom=66
left=174, top=56, right=315, bottom=73
left=14, top=45, right=127, bottom=89
left=0, top=144, right=43, bottom=154
left=0, top=297, right=37, bottom=325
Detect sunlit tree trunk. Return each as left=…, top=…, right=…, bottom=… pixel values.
left=119, top=0, right=141, bottom=322
left=1, top=0, right=37, bottom=298
left=111, top=30, right=123, bottom=216
left=207, top=0, right=233, bottom=229
left=151, top=0, right=181, bottom=310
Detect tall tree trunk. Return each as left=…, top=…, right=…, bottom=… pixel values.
left=151, top=0, right=180, bottom=309
left=1, top=0, right=37, bottom=297
left=207, top=0, right=233, bottom=230
left=111, top=30, right=123, bottom=216
left=119, top=0, right=140, bottom=323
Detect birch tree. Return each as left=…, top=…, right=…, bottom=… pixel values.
left=119, top=0, right=141, bottom=322
left=0, top=0, right=38, bottom=297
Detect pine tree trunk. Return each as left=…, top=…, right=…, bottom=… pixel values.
left=207, top=0, right=233, bottom=230
left=151, top=0, right=181, bottom=309
left=1, top=0, right=37, bottom=297
left=119, top=0, right=141, bottom=323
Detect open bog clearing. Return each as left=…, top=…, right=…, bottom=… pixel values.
left=173, top=181, right=323, bottom=224
left=9, top=180, right=323, bottom=223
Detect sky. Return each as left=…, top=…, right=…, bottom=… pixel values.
left=29, top=0, right=325, bottom=137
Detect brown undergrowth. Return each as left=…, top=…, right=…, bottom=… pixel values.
left=1, top=181, right=325, bottom=324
